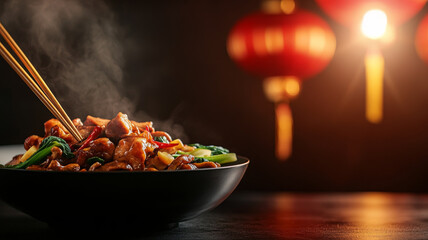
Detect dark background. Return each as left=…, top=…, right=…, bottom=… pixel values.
left=1, top=0, right=428, bottom=192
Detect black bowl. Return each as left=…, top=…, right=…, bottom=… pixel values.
left=0, top=157, right=249, bottom=231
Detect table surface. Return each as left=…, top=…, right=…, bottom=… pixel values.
left=2, top=192, right=428, bottom=240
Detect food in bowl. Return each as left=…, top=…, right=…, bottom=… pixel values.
left=3, top=112, right=237, bottom=171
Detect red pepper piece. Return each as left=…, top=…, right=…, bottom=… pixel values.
left=77, top=126, right=102, bottom=151
left=144, top=126, right=175, bottom=148
left=153, top=141, right=178, bottom=149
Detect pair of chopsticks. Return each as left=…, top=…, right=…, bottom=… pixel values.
left=0, top=21, right=83, bottom=142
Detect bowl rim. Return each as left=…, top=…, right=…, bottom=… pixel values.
left=0, top=156, right=250, bottom=174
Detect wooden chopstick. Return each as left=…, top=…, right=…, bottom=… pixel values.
left=0, top=22, right=83, bottom=142
left=0, top=42, right=82, bottom=141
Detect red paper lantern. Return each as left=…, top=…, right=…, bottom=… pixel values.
left=227, top=7, right=336, bottom=160
left=228, top=10, right=336, bottom=80
left=315, top=0, right=425, bottom=27
left=416, top=14, right=428, bottom=65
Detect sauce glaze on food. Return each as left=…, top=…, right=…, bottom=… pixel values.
left=5, top=112, right=237, bottom=171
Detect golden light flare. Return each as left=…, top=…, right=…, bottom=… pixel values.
left=360, top=9, right=387, bottom=123
left=275, top=103, right=293, bottom=160
left=350, top=193, right=402, bottom=240
left=295, top=28, right=310, bottom=54
left=295, top=26, right=335, bottom=58
left=262, top=0, right=296, bottom=14
left=381, top=25, right=395, bottom=44
left=361, top=10, right=388, bottom=40
left=365, top=49, right=384, bottom=124
left=280, top=0, right=296, bottom=14
left=264, top=77, right=300, bottom=160
left=308, top=27, right=327, bottom=56
left=227, top=33, right=247, bottom=60
left=263, top=76, right=301, bottom=102
left=265, top=27, right=284, bottom=54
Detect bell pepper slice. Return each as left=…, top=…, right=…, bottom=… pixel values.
left=77, top=126, right=102, bottom=151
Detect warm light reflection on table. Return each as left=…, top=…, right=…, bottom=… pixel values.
left=266, top=193, right=427, bottom=240
left=1, top=189, right=428, bottom=239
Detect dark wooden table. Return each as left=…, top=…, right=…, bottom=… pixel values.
left=1, top=192, right=428, bottom=239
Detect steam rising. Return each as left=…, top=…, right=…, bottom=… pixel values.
left=1, top=0, right=187, bottom=140
left=2, top=0, right=130, bottom=117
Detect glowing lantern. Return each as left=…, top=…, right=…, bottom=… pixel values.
left=316, top=0, right=426, bottom=123
left=315, top=0, right=425, bottom=28
left=227, top=0, right=336, bottom=160
left=415, top=14, right=428, bottom=66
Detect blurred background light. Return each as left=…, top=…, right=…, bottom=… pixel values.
left=361, top=10, right=388, bottom=40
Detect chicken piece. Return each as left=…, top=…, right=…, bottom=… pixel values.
left=167, top=155, right=194, bottom=170
left=179, top=163, right=197, bottom=170
left=88, top=138, right=115, bottom=160
left=96, top=161, right=133, bottom=171
left=113, top=136, right=157, bottom=170
left=77, top=125, right=96, bottom=140
left=72, top=118, right=83, bottom=127
left=131, top=120, right=155, bottom=133
left=75, top=138, right=115, bottom=166
left=84, top=115, right=110, bottom=127
left=24, top=135, right=43, bottom=151
left=181, top=145, right=196, bottom=152
left=47, top=146, right=62, bottom=161
left=193, top=161, right=219, bottom=169
left=88, top=162, right=102, bottom=171
left=145, top=152, right=174, bottom=170
left=47, top=160, right=63, bottom=171
left=47, top=160, right=80, bottom=171
left=44, top=119, right=76, bottom=145
left=105, top=112, right=140, bottom=140
left=151, top=131, right=172, bottom=142
left=144, top=167, right=158, bottom=171
left=145, top=156, right=168, bottom=170
left=80, top=116, right=108, bottom=139
left=61, top=163, right=80, bottom=172
left=6, top=154, right=23, bottom=166
left=26, top=165, right=47, bottom=171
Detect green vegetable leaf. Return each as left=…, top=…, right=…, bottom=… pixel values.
left=198, top=153, right=237, bottom=165
left=154, top=136, right=169, bottom=143
left=173, top=143, right=236, bottom=165
left=87, top=157, right=105, bottom=165
left=189, top=143, right=229, bottom=155
left=191, top=158, right=209, bottom=163
left=8, top=136, right=75, bottom=169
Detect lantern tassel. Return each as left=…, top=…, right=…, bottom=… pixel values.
left=275, top=102, right=293, bottom=160
left=365, top=48, right=384, bottom=124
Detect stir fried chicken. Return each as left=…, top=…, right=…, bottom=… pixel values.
left=24, top=135, right=43, bottom=150
left=114, top=136, right=156, bottom=170
left=97, top=161, right=133, bottom=171
left=75, top=138, right=115, bottom=166
left=6, top=112, right=227, bottom=171
left=44, top=119, right=77, bottom=145
left=83, top=115, right=110, bottom=128
left=105, top=112, right=140, bottom=140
